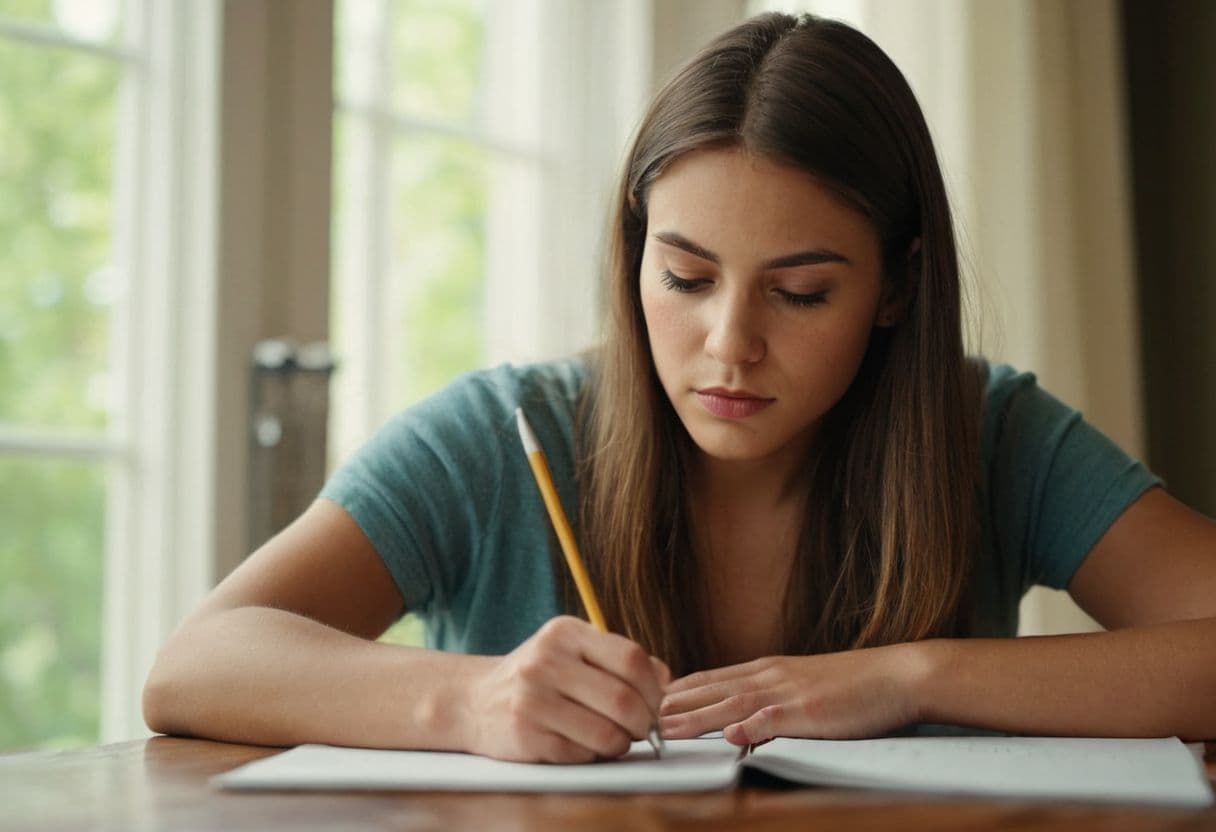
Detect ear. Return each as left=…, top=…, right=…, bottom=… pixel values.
left=875, top=237, right=920, bottom=328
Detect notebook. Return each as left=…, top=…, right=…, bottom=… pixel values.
left=214, top=734, right=1214, bottom=807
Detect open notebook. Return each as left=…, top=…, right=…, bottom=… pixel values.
left=214, top=734, right=1214, bottom=807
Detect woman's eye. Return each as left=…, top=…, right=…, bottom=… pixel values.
left=659, top=270, right=707, bottom=292
left=776, top=289, right=828, bottom=308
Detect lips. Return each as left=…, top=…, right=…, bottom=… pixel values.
left=695, top=387, right=775, bottom=419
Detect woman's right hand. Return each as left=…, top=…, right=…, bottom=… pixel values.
left=461, top=616, right=670, bottom=763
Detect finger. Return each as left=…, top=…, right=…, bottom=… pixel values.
left=725, top=703, right=789, bottom=746
left=529, top=727, right=600, bottom=764
left=664, top=658, right=767, bottom=695
left=661, top=679, right=750, bottom=717
left=659, top=689, right=773, bottom=740
left=534, top=690, right=635, bottom=760
left=557, top=657, right=654, bottom=741
left=533, top=617, right=666, bottom=714
left=578, top=630, right=667, bottom=714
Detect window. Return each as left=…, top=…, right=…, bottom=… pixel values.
left=0, top=0, right=220, bottom=749
left=331, top=0, right=651, bottom=643
left=331, top=0, right=651, bottom=453
left=0, top=0, right=650, bottom=748
left=0, top=0, right=130, bottom=752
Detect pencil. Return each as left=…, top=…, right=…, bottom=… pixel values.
left=515, top=407, right=665, bottom=759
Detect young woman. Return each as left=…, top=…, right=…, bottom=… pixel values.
left=143, top=13, right=1216, bottom=763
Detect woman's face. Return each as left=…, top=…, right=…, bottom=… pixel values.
left=639, top=147, right=898, bottom=467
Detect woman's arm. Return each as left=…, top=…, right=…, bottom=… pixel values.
left=143, top=500, right=668, bottom=761
left=661, top=487, right=1216, bottom=744
left=916, top=617, right=1216, bottom=740
left=142, top=499, right=477, bottom=749
left=144, top=603, right=489, bottom=749
left=917, top=486, right=1216, bottom=741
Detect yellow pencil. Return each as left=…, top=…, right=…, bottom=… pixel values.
left=515, top=407, right=665, bottom=759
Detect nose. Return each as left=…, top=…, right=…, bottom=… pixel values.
left=703, top=289, right=766, bottom=366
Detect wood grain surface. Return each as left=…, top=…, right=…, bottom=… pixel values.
left=2, top=736, right=1214, bottom=831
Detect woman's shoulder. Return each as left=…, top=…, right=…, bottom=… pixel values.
left=420, top=355, right=589, bottom=427
left=968, top=354, right=1160, bottom=591
left=330, top=356, right=590, bottom=470
left=969, top=356, right=1058, bottom=440
left=398, top=355, right=588, bottom=413
left=970, top=356, right=1037, bottom=409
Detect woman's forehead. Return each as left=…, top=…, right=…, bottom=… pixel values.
left=646, top=148, right=878, bottom=261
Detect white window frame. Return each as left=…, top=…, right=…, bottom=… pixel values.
left=0, top=0, right=222, bottom=744
left=105, top=0, right=222, bottom=744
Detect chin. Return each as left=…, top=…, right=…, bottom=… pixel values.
left=686, top=426, right=775, bottom=462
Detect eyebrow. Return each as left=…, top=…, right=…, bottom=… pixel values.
left=653, top=231, right=852, bottom=269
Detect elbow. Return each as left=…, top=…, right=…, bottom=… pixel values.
left=142, top=655, right=177, bottom=736
left=142, top=641, right=197, bottom=738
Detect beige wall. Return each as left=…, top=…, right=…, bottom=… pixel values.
left=650, top=0, right=747, bottom=87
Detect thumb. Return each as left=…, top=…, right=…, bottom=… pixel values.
left=727, top=704, right=784, bottom=746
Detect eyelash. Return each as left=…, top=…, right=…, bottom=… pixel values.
left=658, top=270, right=828, bottom=308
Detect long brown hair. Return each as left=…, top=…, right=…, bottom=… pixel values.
left=577, top=13, right=980, bottom=676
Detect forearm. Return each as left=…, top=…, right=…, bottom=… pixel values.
left=915, top=617, right=1216, bottom=741
left=143, top=606, right=488, bottom=750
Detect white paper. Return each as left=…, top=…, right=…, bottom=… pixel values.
left=214, top=734, right=1214, bottom=807
left=745, top=736, right=1214, bottom=807
left=214, top=737, right=743, bottom=793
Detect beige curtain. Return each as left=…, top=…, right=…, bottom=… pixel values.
left=957, top=0, right=1144, bottom=634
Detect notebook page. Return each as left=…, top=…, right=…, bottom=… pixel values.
left=744, top=736, right=1214, bottom=807
left=214, top=737, right=744, bottom=793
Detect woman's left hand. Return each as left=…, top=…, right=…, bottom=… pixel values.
left=659, top=643, right=934, bottom=746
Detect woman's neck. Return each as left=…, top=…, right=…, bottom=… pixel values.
left=689, top=444, right=811, bottom=513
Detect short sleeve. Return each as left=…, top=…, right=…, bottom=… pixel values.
left=982, top=365, right=1162, bottom=592
left=318, top=371, right=511, bottom=616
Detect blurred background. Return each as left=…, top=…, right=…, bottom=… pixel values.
left=0, top=0, right=1211, bottom=752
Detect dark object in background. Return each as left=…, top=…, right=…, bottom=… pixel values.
left=248, top=338, right=335, bottom=551
left=1123, top=0, right=1216, bottom=517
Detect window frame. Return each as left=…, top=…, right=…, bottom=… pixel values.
left=0, top=0, right=223, bottom=745
left=102, top=0, right=223, bottom=744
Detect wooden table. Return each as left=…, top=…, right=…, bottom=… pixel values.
left=3, top=737, right=1215, bottom=831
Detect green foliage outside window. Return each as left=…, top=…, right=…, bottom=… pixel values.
left=0, top=0, right=120, bottom=751
left=0, top=0, right=490, bottom=747
left=0, top=460, right=103, bottom=751
left=393, top=134, right=487, bottom=408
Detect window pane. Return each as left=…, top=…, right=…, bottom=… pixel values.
left=388, top=133, right=487, bottom=410
left=0, top=457, right=104, bottom=751
left=391, top=0, right=486, bottom=126
left=0, top=37, right=119, bottom=430
left=0, top=0, right=124, bottom=43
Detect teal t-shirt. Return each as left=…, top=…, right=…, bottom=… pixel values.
left=319, top=358, right=1160, bottom=654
